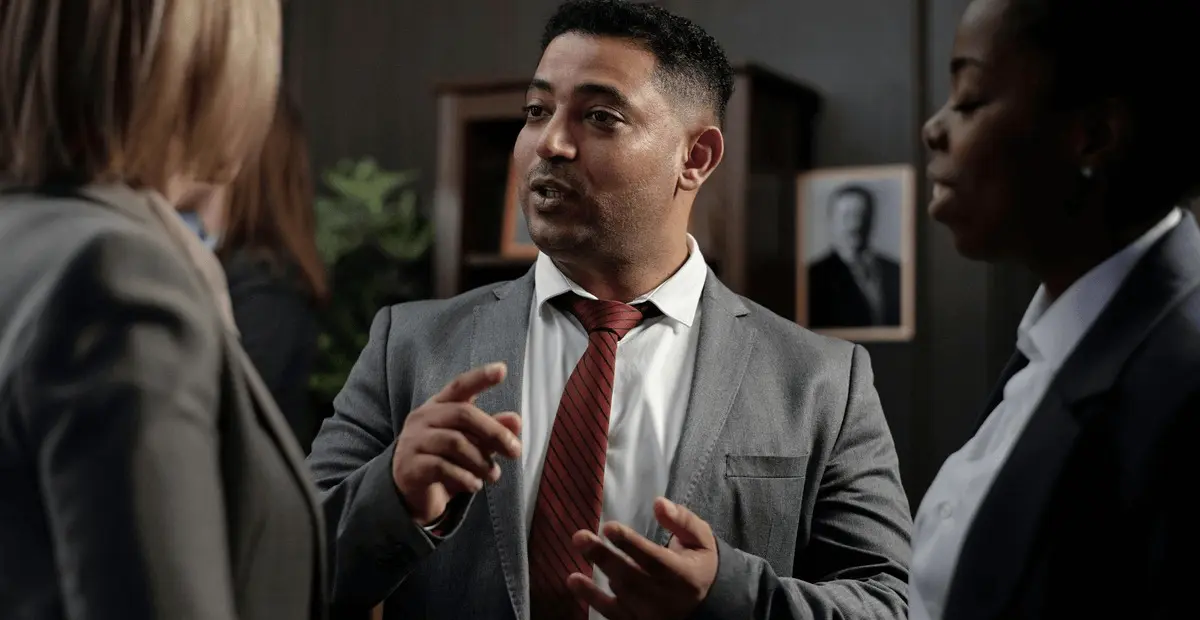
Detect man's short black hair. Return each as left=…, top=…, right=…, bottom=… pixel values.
left=1004, top=0, right=1200, bottom=222
left=541, top=0, right=735, bottom=126
left=829, top=184, right=876, bottom=220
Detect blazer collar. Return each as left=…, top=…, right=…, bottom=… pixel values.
left=1054, top=211, right=1200, bottom=406
left=473, top=270, right=536, bottom=620
left=949, top=212, right=1200, bottom=620
left=648, top=269, right=753, bottom=544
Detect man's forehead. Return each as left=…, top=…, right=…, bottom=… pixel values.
left=833, top=193, right=870, bottom=214
left=532, top=33, right=658, bottom=94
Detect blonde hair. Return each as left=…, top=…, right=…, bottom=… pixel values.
left=0, top=0, right=282, bottom=192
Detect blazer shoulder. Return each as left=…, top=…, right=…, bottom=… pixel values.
left=1, top=191, right=170, bottom=254
left=3, top=197, right=225, bottom=427
left=1129, top=286, right=1200, bottom=386
left=222, top=249, right=312, bottom=300
left=0, top=194, right=133, bottom=269
left=222, top=249, right=281, bottom=291
left=380, top=278, right=522, bottom=338
left=0, top=195, right=210, bottom=324
left=735, top=293, right=859, bottom=363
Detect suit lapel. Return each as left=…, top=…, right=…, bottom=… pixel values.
left=945, top=386, right=1081, bottom=619
left=228, top=341, right=329, bottom=619
left=972, top=351, right=1029, bottom=432
left=470, top=271, right=534, bottom=620
left=651, top=272, right=756, bottom=545
left=947, top=213, right=1200, bottom=620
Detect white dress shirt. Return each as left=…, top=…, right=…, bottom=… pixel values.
left=908, top=208, right=1183, bottom=620
left=521, top=236, right=707, bottom=619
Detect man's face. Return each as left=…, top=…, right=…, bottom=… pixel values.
left=512, top=33, right=688, bottom=261
left=831, top=191, right=873, bottom=254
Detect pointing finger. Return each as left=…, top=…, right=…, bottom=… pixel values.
left=429, top=362, right=507, bottom=404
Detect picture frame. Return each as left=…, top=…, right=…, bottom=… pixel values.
left=499, top=154, right=539, bottom=259
left=795, top=164, right=916, bottom=342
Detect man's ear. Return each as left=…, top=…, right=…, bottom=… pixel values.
left=679, top=126, right=724, bottom=192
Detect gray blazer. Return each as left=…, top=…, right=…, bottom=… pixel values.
left=0, top=186, right=327, bottom=620
left=309, top=269, right=911, bottom=619
left=944, top=213, right=1200, bottom=620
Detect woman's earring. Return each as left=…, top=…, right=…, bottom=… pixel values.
left=1081, top=166, right=1094, bottom=179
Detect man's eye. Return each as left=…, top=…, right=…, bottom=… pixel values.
left=587, top=110, right=619, bottom=126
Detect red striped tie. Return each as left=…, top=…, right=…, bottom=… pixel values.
left=528, top=294, right=651, bottom=620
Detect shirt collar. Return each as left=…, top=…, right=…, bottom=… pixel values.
left=1017, top=207, right=1183, bottom=366
left=835, top=244, right=875, bottom=267
left=534, top=234, right=708, bottom=327
left=177, top=210, right=220, bottom=250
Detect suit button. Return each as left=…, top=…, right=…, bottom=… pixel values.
left=938, top=502, right=954, bottom=519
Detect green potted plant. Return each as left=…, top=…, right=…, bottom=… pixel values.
left=309, top=157, right=434, bottom=410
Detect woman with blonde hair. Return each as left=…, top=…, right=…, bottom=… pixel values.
left=0, top=1, right=326, bottom=618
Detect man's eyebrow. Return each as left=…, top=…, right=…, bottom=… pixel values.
left=527, top=78, right=633, bottom=109
left=574, top=83, right=632, bottom=108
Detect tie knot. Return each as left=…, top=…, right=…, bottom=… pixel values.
left=557, top=293, right=653, bottom=339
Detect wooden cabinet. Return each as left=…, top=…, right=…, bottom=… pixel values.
left=432, top=64, right=821, bottom=319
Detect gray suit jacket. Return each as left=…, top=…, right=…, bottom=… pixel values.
left=309, top=269, right=911, bottom=619
left=944, top=213, right=1200, bottom=620
left=0, top=186, right=327, bottom=620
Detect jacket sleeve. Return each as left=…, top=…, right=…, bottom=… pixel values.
left=695, top=344, right=912, bottom=620
left=17, top=227, right=237, bottom=619
left=306, top=308, right=464, bottom=616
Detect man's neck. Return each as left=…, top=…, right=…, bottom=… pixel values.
left=552, top=238, right=691, bottom=303
left=835, top=244, right=872, bottom=265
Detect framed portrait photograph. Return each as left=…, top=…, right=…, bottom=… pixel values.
left=795, top=164, right=916, bottom=342
left=499, top=154, right=539, bottom=259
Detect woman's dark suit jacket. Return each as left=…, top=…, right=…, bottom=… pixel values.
left=945, top=211, right=1200, bottom=620
left=222, top=250, right=320, bottom=452
left=0, top=185, right=327, bottom=619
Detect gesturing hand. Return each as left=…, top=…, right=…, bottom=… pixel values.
left=392, top=362, right=522, bottom=525
left=567, top=498, right=719, bottom=620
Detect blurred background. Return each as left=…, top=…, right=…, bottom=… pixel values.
left=284, top=0, right=1085, bottom=507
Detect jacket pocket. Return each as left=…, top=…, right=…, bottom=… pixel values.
left=724, top=454, right=810, bottom=479
left=720, top=454, right=810, bottom=574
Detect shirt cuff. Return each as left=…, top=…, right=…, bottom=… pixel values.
left=422, top=512, right=450, bottom=538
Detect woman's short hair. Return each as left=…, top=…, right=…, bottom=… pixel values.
left=219, top=92, right=329, bottom=303
left=1005, top=0, right=1200, bottom=219
left=0, top=0, right=282, bottom=192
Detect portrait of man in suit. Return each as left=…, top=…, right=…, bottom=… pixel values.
left=307, top=2, right=911, bottom=620
left=799, top=165, right=915, bottom=340
left=808, top=184, right=901, bottom=328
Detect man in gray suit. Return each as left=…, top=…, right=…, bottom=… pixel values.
left=308, top=2, right=911, bottom=618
